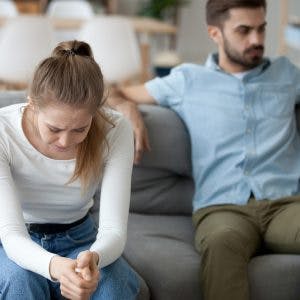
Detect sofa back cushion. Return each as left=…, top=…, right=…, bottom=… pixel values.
left=130, top=105, right=194, bottom=215
left=0, top=90, right=26, bottom=106
left=2, top=91, right=300, bottom=217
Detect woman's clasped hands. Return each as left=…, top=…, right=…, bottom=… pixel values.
left=50, top=250, right=100, bottom=300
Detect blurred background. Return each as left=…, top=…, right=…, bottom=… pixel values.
left=0, top=0, right=298, bottom=90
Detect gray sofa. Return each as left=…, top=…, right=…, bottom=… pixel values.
left=1, top=91, right=300, bottom=300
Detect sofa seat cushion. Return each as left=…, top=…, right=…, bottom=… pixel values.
left=124, top=213, right=202, bottom=300
left=249, top=254, right=300, bottom=300
left=125, top=213, right=300, bottom=300
left=133, top=270, right=150, bottom=300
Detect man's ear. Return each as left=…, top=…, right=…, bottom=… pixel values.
left=207, top=25, right=222, bottom=45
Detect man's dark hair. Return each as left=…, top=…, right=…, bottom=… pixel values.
left=206, top=0, right=267, bottom=27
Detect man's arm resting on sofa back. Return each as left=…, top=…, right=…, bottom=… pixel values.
left=107, top=84, right=156, bottom=164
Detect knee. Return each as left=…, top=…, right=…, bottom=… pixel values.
left=4, top=267, right=37, bottom=285
left=200, top=228, right=248, bottom=254
left=98, top=258, right=139, bottom=300
left=1, top=267, right=49, bottom=298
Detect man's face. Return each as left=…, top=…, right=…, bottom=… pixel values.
left=211, top=7, right=267, bottom=71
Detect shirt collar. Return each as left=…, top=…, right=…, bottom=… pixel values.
left=205, top=53, right=270, bottom=80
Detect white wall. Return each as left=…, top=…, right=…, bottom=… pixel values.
left=177, top=0, right=212, bottom=63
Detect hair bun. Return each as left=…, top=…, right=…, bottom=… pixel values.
left=64, top=49, right=76, bottom=56
left=52, top=40, right=94, bottom=59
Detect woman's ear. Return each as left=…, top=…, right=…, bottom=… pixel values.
left=27, top=96, right=35, bottom=110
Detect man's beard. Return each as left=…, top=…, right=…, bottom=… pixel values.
left=223, top=35, right=264, bottom=70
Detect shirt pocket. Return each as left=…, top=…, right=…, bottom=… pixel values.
left=260, top=84, right=295, bottom=118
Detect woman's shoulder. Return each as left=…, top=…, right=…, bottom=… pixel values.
left=0, top=102, right=24, bottom=111
left=0, top=103, right=25, bottom=129
left=104, top=107, right=132, bottom=129
left=0, top=103, right=26, bottom=150
left=103, top=108, right=133, bottom=142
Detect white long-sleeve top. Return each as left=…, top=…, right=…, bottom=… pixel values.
left=0, top=103, right=134, bottom=280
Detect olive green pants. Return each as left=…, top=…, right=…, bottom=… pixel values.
left=192, top=196, right=300, bottom=300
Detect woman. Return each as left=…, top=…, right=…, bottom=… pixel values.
left=0, top=40, right=139, bottom=299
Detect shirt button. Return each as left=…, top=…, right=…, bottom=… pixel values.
left=246, top=129, right=251, bottom=134
left=244, top=171, right=249, bottom=175
left=245, top=105, right=250, bottom=111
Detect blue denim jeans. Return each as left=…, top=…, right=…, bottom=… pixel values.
left=0, top=215, right=139, bottom=300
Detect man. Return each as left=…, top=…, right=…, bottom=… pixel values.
left=108, top=1, right=300, bottom=299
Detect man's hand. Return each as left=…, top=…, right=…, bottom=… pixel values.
left=49, top=254, right=99, bottom=300
left=116, top=101, right=151, bottom=164
left=107, top=84, right=155, bottom=163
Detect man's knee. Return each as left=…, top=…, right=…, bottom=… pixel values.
left=265, top=204, right=300, bottom=253
left=197, top=227, right=255, bottom=258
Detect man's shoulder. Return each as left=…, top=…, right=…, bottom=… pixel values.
left=270, top=56, right=297, bottom=69
left=266, top=56, right=300, bottom=79
left=169, top=63, right=210, bottom=82
left=173, top=62, right=206, bottom=73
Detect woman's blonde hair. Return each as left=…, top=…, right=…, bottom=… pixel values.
left=28, top=40, right=112, bottom=189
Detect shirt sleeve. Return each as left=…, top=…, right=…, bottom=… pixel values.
left=0, top=139, right=56, bottom=280
left=145, top=64, right=186, bottom=108
left=90, top=116, right=134, bottom=267
left=295, top=68, right=300, bottom=105
left=282, top=57, right=300, bottom=105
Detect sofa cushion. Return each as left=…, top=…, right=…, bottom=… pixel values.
left=131, top=168, right=194, bottom=215
left=124, top=213, right=202, bottom=300
left=137, top=105, right=192, bottom=176
left=248, top=254, right=300, bottom=299
left=130, top=105, right=194, bottom=215
left=125, top=213, right=300, bottom=300
left=133, top=269, right=150, bottom=300
left=0, top=90, right=26, bottom=106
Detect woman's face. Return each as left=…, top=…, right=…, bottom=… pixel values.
left=35, top=102, right=93, bottom=154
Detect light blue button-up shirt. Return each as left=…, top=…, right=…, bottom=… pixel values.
left=145, top=54, right=300, bottom=212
